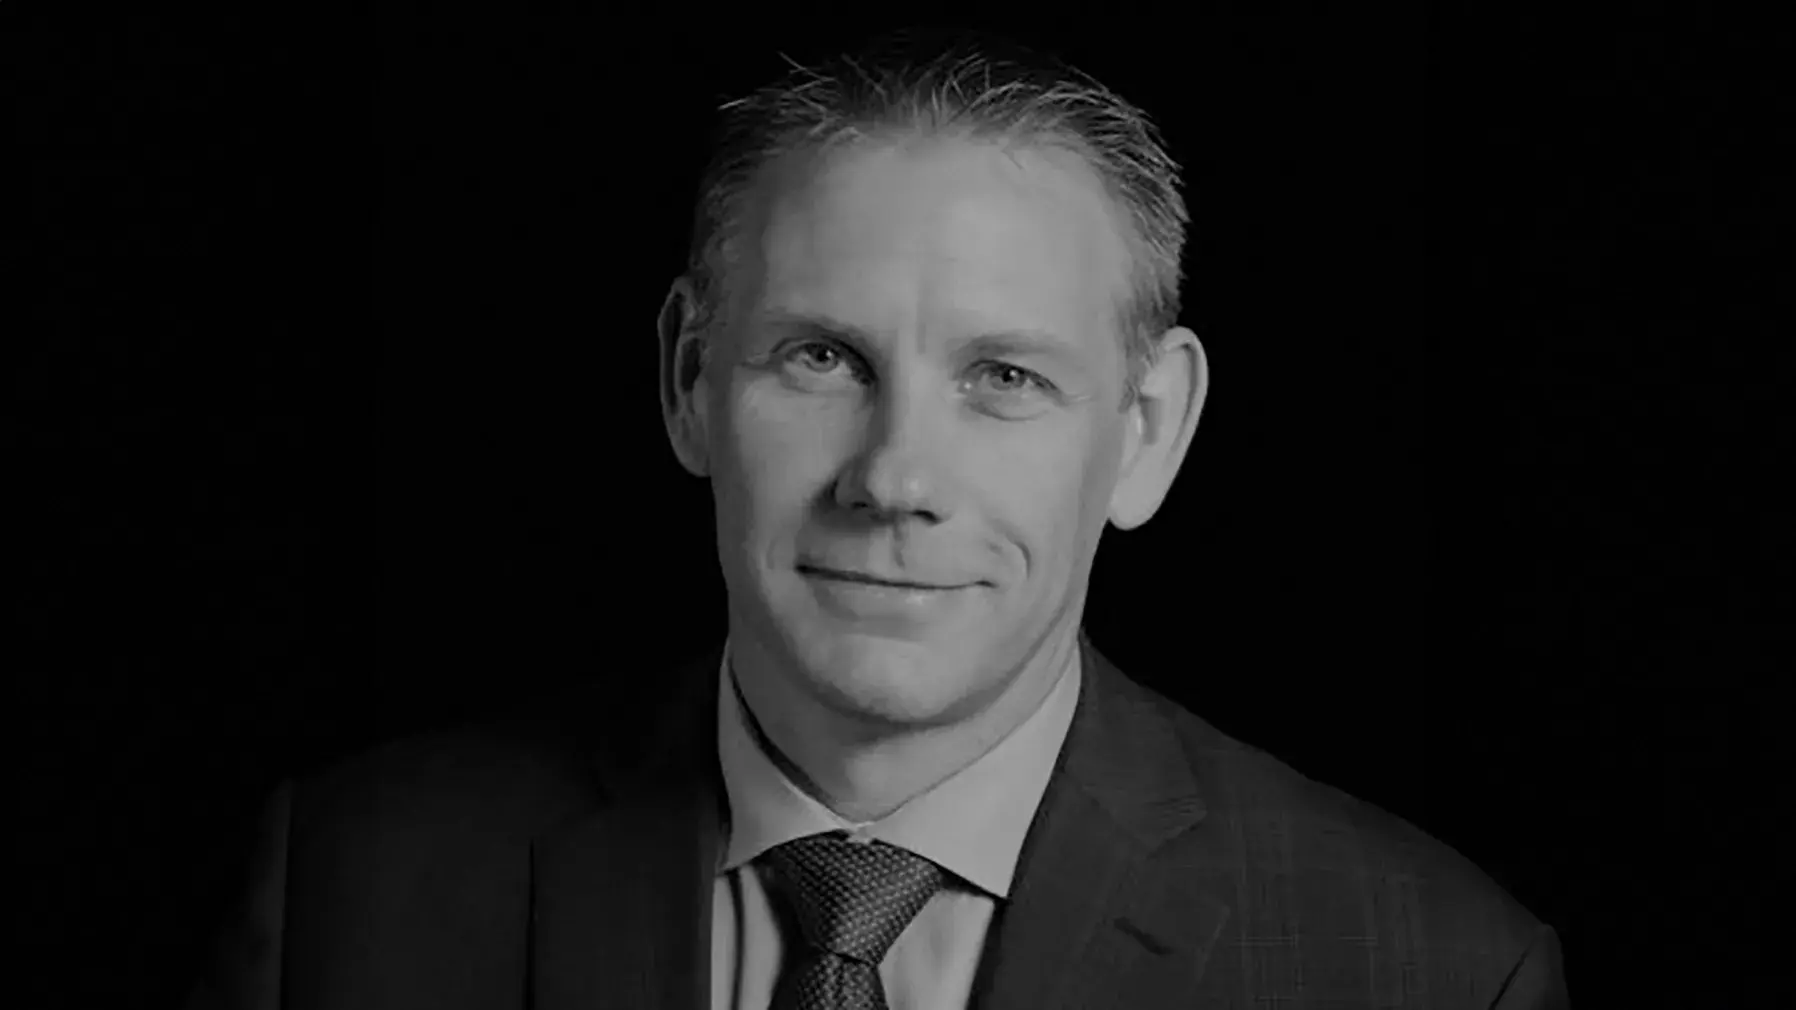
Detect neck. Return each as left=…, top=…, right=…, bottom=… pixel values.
left=728, top=621, right=1079, bottom=825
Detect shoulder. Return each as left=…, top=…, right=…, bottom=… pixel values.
left=279, top=672, right=651, bottom=850
left=1121, top=669, right=1548, bottom=950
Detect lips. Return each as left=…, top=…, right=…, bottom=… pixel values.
left=798, top=565, right=966, bottom=591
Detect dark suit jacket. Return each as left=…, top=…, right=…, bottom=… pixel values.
left=184, top=633, right=1569, bottom=1008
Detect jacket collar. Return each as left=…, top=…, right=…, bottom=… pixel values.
left=969, top=630, right=1228, bottom=1007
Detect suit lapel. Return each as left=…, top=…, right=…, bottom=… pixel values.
left=972, top=633, right=1230, bottom=1010
left=530, top=642, right=726, bottom=1010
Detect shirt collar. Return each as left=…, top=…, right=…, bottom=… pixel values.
left=715, top=638, right=1082, bottom=899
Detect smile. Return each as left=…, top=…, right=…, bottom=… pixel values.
left=798, top=565, right=979, bottom=628
left=797, top=565, right=966, bottom=591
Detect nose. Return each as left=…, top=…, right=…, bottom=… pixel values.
left=832, top=385, right=953, bottom=524
left=837, top=459, right=936, bottom=521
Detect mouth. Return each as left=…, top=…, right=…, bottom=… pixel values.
left=797, top=565, right=965, bottom=591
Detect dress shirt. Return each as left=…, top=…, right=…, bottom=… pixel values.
left=710, top=639, right=1082, bottom=1010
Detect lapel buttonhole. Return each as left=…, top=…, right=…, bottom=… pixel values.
left=1114, top=915, right=1173, bottom=956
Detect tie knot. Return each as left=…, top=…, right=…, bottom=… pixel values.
left=761, top=832, right=947, bottom=965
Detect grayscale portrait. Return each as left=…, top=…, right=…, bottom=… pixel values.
left=182, top=26, right=1569, bottom=1010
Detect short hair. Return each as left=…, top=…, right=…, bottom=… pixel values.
left=681, top=29, right=1189, bottom=411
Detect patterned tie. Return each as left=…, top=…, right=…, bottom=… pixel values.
left=760, top=831, right=948, bottom=1010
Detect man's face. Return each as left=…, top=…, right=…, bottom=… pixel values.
left=702, top=134, right=1136, bottom=733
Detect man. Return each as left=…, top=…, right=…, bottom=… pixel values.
left=186, top=31, right=1569, bottom=1010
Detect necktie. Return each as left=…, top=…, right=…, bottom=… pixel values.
left=760, top=831, right=947, bottom=1010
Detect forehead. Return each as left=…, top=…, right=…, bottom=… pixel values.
left=741, top=134, right=1132, bottom=349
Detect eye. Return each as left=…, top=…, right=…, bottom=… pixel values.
left=774, top=340, right=1055, bottom=403
left=781, top=340, right=861, bottom=378
left=968, top=361, right=1056, bottom=397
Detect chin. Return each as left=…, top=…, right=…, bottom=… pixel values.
left=784, top=623, right=993, bottom=729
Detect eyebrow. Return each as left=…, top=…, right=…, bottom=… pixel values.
left=756, top=310, right=1089, bottom=369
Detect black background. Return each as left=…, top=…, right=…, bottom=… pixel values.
left=16, top=5, right=1784, bottom=1007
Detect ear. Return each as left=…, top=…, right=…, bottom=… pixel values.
left=1109, top=327, right=1210, bottom=530
left=657, top=276, right=712, bottom=478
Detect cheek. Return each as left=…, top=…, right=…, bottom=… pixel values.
left=724, top=384, right=846, bottom=525
left=980, top=427, right=1107, bottom=581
